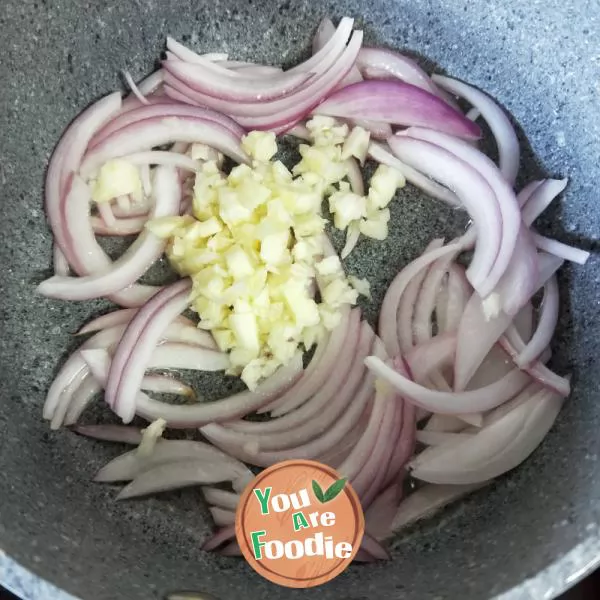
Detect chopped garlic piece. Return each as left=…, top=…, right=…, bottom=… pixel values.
left=137, top=418, right=167, bottom=457
left=92, top=159, right=142, bottom=204
left=368, top=164, right=406, bottom=209
left=242, top=131, right=278, bottom=162
left=348, top=275, right=371, bottom=298
left=341, top=126, right=370, bottom=164
left=146, top=216, right=193, bottom=238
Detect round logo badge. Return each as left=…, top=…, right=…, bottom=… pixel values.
left=235, top=459, right=364, bottom=588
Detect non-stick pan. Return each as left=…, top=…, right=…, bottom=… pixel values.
left=1, top=1, right=599, bottom=599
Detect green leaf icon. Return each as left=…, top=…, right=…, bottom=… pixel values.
left=312, top=479, right=325, bottom=503
left=312, top=478, right=347, bottom=503
left=323, top=477, right=347, bottom=502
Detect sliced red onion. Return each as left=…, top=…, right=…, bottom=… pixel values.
left=515, top=275, right=559, bottom=367
left=164, top=28, right=363, bottom=132
left=97, top=202, right=116, bottom=227
left=207, top=325, right=373, bottom=455
left=432, top=75, right=520, bottom=186
left=265, top=306, right=352, bottom=417
left=82, top=116, right=248, bottom=177
left=409, top=392, right=536, bottom=472
left=413, top=251, right=458, bottom=344
left=121, top=70, right=165, bottom=112
left=368, top=142, right=460, bottom=206
left=410, top=387, right=563, bottom=485
left=490, top=224, right=539, bottom=316
left=441, top=264, right=471, bottom=333
left=314, top=80, right=481, bottom=140
left=500, top=333, right=570, bottom=397
left=116, top=460, right=241, bottom=500
left=398, top=239, right=445, bottom=353
left=352, top=549, right=377, bottom=563
left=398, top=128, right=525, bottom=301
left=91, top=103, right=246, bottom=150
left=95, top=440, right=250, bottom=483
left=224, top=316, right=369, bottom=436
left=217, top=541, right=242, bottom=557
left=72, top=424, right=143, bottom=445
left=388, top=136, right=503, bottom=294
left=59, top=174, right=158, bottom=307
left=532, top=233, right=590, bottom=265
left=210, top=507, right=235, bottom=527
left=416, top=431, right=475, bottom=446
left=49, top=368, right=89, bottom=430
left=359, top=533, right=390, bottom=561
left=201, top=359, right=377, bottom=467
left=166, top=37, right=228, bottom=64
left=64, top=375, right=102, bottom=426
left=135, top=69, right=165, bottom=96
left=521, top=178, right=568, bottom=226
left=164, top=57, right=314, bottom=103
left=465, top=345, right=514, bottom=391
left=337, top=379, right=393, bottom=482
left=225, top=64, right=284, bottom=77
left=44, top=353, right=88, bottom=420
left=45, top=91, right=122, bottom=262
left=37, top=167, right=181, bottom=301
left=406, top=332, right=456, bottom=384
left=202, top=526, right=236, bottom=551
left=91, top=215, right=146, bottom=236
left=53, top=243, right=70, bottom=276
left=76, top=309, right=203, bottom=342
left=350, top=393, right=398, bottom=502
left=382, top=390, right=416, bottom=487
left=423, top=414, right=468, bottom=433
left=454, top=252, right=563, bottom=391
left=134, top=354, right=303, bottom=427
left=124, top=71, right=150, bottom=105
left=118, top=151, right=200, bottom=171
left=106, top=279, right=192, bottom=421
left=391, top=482, right=487, bottom=532
left=146, top=343, right=228, bottom=371
left=517, top=180, right=544, bottom=208
left=356, top=48, right=443, bottom=99
left=317, top=418, right=366, bottom=467
left=290, top=16, right=354, bottom=75
left=202, top=488, right=240, bottom=512
left=365, top=355, right=531, bottom=414
left=312, top=17, right=364, bottom=90
left=514, top=301, right=534, bottom=342
left=380, top=241, right=463, bottom=357
left=365, top=483, right=402, bottom=540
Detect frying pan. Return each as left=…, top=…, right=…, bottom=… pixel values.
left=1, top=1, right=599, bottom=599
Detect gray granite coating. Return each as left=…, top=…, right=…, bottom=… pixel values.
left=0, top=0, right=599, bottom=599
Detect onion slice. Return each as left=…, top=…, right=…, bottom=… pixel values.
left=81, top=116, right=248, bottom=177
left=365, top=355, right=531, bottom=415
left=314, top=80, right=480, bottom=140
left=391, top=482, right=487, bottom=532
left=432, top=75, right=520, bottom=186
left=388, top=136, right=501, bottom=293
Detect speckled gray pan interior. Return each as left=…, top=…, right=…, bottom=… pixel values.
left=1, top=1, right=599, bottom=599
